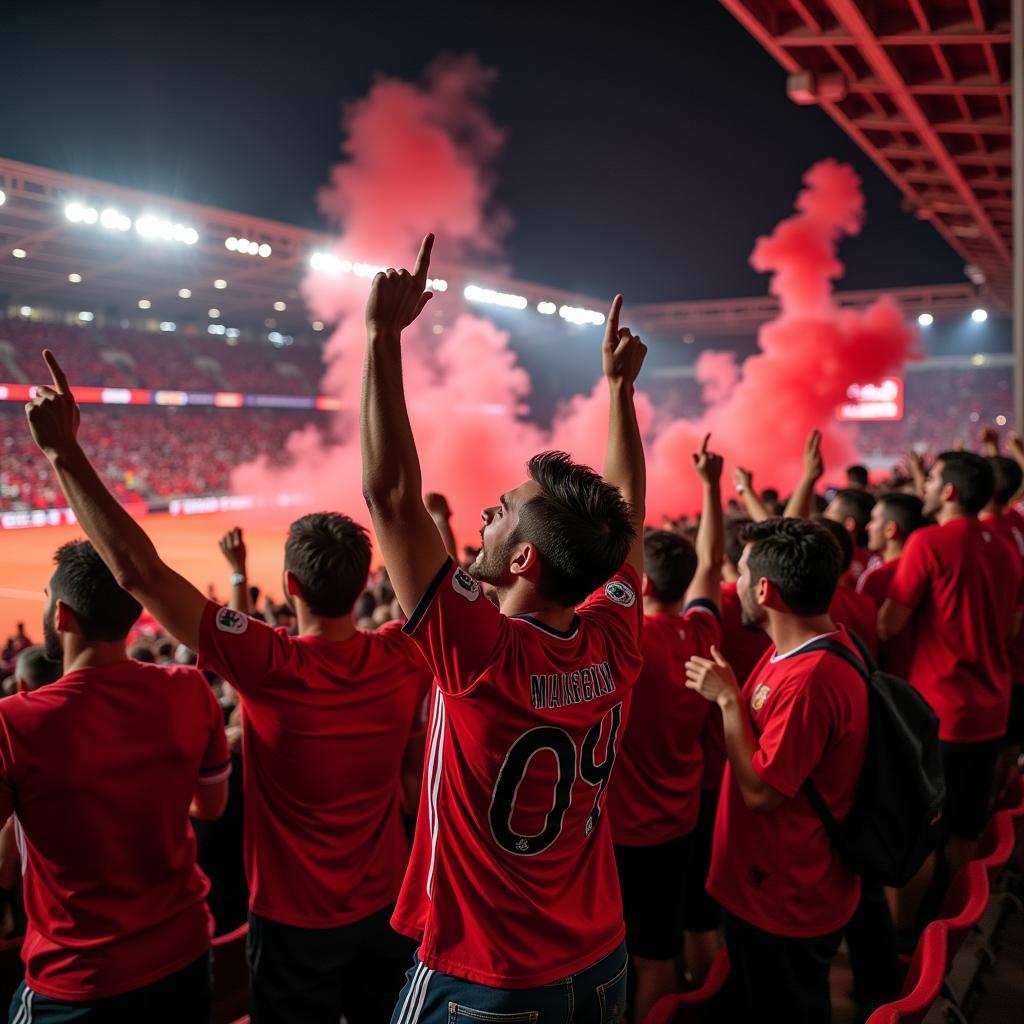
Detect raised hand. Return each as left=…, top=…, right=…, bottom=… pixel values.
left=602, top=295, right=647, bottom=387
left=25, top=350, right=80, bottom=458
left=733, top=465, right=753, bottom=492
left=424, top=492, right=452, bottom=520
left=218, top=528, right=248, bottom=574
left=692, top=433, right=723, bottom=486
left=685, top=646, right=740, bottom=706
left=978, top=426, right=1000, bottom=456
left=803, top=428, right=824, bottom=481
left=365, top=233, right=435, bottom=334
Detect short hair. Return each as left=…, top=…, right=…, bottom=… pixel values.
left=878, top=492, right=925, bottom=541
left=831, top=488, right=875, bottom=546
left=987, top=455, right=1023, bottom=507
left=846, top=464, right=869, bottom=488
left=936, top=451, right=995, bottom=515
left=283, top=513, right=371, bottom=617
left=815, top=516, right=854, bottom=573
left=15, top=646, right=62, bottom=689
left=514, top=451, right=635, bottom=607
left=725, top=517, right=752, bottom=569
left=742, top=519, right=841, bottom=616
left=644, top=529, right=698, bottom=603
left=50, top=540, right=142, bottom=642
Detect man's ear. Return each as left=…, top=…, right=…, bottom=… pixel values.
left=757, top=576, right=778, bottom=612
left=509, top=542, right=538, bottom=578
left=641, top=573, right=655, bottom=597
left=283, top=571, right=303, bottom=600
left=884, top=520, right=899, bottom=543
left=54, top=599, right=78, bottom=635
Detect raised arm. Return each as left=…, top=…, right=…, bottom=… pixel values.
left=360, top=234, right=449, bottom=616
left=425, top=492, right=458, bottom=561
left=733, top=465, right=772, bottom=522
left=783, top=429, right=823, bottom=520
left=601, top=295, right=648, bottom=577
left=218, top=528, right=251, bottom=616
left=686, top=434, right=724, bottom=608
left=905, top=448, right=927, bottom=500
left=25, top=352, right=207, bottom=647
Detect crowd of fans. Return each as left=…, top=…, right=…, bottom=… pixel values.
left=0, top=248, right=1021, bottom=1024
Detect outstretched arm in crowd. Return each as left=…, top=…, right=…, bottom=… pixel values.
left=733, top=465, right=771, bottom=522
left=25, top=351, right=207, bottom=648
left=783, top=429, right=823, bottom=520
left=601, top=295, right=648, bottom=578
left=686, top=648, right=784, bottom=813
left=425, top=493, right=458, bottom=561
left=360, top=234, right=449, bottom=616
left=686, top=434, right=724, bottom=607
left=905, top=449, right=927, bottom=500
left=219, top=528, right=251, bottom=615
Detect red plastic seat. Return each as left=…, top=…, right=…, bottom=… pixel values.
left=865, top=921, right=948, bottom=1024
left=974, top=811, right=1016, bottom=884
left=935, top=860, right=988, bottom=970
left=643, top=945, right=730, bottom=1024
left=212, top=922, right=249, bottom=1024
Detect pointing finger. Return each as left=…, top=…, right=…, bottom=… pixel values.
left=412, top=233, right=434, bottom=282
left=700, top=433, right=711, bottom=455
left=43, top=350, right=71, bottom=396
left=605, top=295, right=623, bottom=339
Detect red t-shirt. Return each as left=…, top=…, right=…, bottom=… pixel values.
left=887, top=518, right=1021, bottom=742
left=981, top=510, right=1024, bottom=687
left=197, top=603, right=428, bottom=928
left=857, top=558, right=914, bottom=680
left=719, top=581, right=771, bottom=687
left=393, top=560, right=643, bottom=987
left=0, top=661, right=228, bottom=1000
left=708, top=628, right=868, bottom=938
left=830, top=582, right=879, bottom=658
left=609, top=601, right=721, bottom=846
left=848, top=547, right=874, bottom=586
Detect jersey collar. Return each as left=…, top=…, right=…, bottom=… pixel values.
left=509, top=614, right=580, bottom=640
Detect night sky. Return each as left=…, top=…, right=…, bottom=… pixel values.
left=5, top=1, right=966, bottom=302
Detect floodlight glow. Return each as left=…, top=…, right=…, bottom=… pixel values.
left=268, top=331, right=284, bottom=345
left=273, top=301, right=287, bottom=312
left=138, top=299, right=151, bottom=310
left=178, top=288, right=192, bottom=299
left=100, top=207, right=131, bottom=232
left=225, top=327, right=240, bottom=338
left=971, top=354, right=986, bottom=366
left=340, top=259, right=352, bottom=273
left=537, top=301, right=556, bottom=315
left=971, top=308, right=988, bottom=323
left=312, top=321, right=325, bottom=331
left=208, top=308, right=220, bottom=318
left=78, top=311, right=94, bottom=322
left=214, top=279, right=227, bottom=289
left=917, top=312, right=933, bottom=327
left=996, top=415, right=1008, bottom=426
left=353, top=261, right=386, bottom=279
left=19, top=306, right=32, bottom=316
left=464, top=284, right=528, bottom=310
left=225, top=237, right=239, bottom=252
left=310, top=252, right=343, bottom=274
left=0, top=189, right=5, bottom=206
left=558, top=304, right=605, bottom=326
left=12, top=248, right=27, bottom=259
left=68, top=272, right=82, bottom=282
left=208, top=324, right=226, bottom=336
left=258, top=243, right=272, bottom=258
left=426, top=277, right=448, bottom=292
left=137, top=214, right=198, bottom=244
left=159, top=321, right=176, bottom=332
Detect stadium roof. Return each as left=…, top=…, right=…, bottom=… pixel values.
left=720, top=0, right=1014, bottom=313
left=0, top=156, right=996, bottom=342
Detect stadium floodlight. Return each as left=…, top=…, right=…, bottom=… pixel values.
left=537, top=301, right=556, bottom=315
left=159, top=321, right=176, bottom=332
left=464, top=284, right=528, bottom=310
left=225, top=237, right=239, bottom=252
left=137, top=213, right=198, bottom=245
left=971, top=353, right=986, bottom=366
left=273, top=300, right=287, bottom=312
left=208, top=308, right=220, bottom=318
left=68, top=272, right=82, bottom=282
left=0, top=189, right=5, bottom=206
left=178, top=288, right=192, bottom=299
left=426, top=277, right=448, bottom=293
left=258, top=243, right=272, bottom=258
left=214, top=279, right=227, bottom=289
left=310, top=252, right=340, bottom=274
left=312, top=321, right=325, bottom=331
left=353, top=261, right=386, bottom=279
left=208, top=324, right=226, bottom=336
left=11, top=248, right=27, bottom=259
left=78, top=311, right=94, bottom=322
left=20, top=306, right=32, bottom=316
left=225, top=327, right=240, bottom=338
left=971, top=308, right=988, bottom=323
left=559, top=304, right=605, bottom=326
left=100, top=207, right=132, bottom=232
left=138, top=299, right=151, bottom=310
left=996, top=415, right=1008, bottom=426
left=917, top=312, right=934, bottom=327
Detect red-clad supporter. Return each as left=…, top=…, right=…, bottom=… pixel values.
left=686, top=519, right=868, bottom=1024
left=608, top=436, right=724, bottom=1021
left=825, top=487, right=876, bottom=585
left=857, top=492, right=926, bottom=678
left=0, top=540, right=228, bottom=1022
left=22, top=352, right=428, bottom=1024
left=361, top=240, right=644, bottom=1021
left=817, top=517, right=880, bottom=658
left=719, top=519, right=773, bottom=686
left=881, top=451, right=1021, bottom=932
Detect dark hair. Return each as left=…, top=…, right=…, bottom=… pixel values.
left=815, top=516, right=853, bottom=573
left=128, top=642, right=156, bottom=663
left=846, top=464, right=869, bottom=488
left=742, top=519, right=841, bottom=616
left=878, top=492, right=925, bottom=542
left=936, top=451, right=995, bottom=515
left=283, top=513, right=371, bottom=617
left=725, top=517, right=752, bottom=569
left=643, top=529, right=698, bottom=603
left=50, top=540, right=142, bottom=642
left=514, top=451, right=635, bottom=607
left=987, top=456, right=1023, bottom=507
left=15, top=646, right=62, bottom=689
left=831, top=488, right=875, bottom=546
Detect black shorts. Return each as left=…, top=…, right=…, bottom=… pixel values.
left=614, top=831, right=695, bottom=960
left=1006, top=686, right=1024, bottom=745
left=940, top=739, right=1000, bottom=840
left=682, top=789, right=722, bottom=933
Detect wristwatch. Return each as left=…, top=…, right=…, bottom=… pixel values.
left=229, top=572, right=246, bottom=587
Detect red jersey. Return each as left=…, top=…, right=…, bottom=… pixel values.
left=981, top=510, right=1024, bottom=687
left=830, top=582, right=879, bottom=658
left=609, top=601, right=720, bottom=845
left=888, top=518, right=1021, bottom=742
left=197, top=603, right=427, bottom=928
left=719, top=581, right=771, bottom=687
left=394, top=560, right=643, bottom=987
left=857, top=558, right=914, bottom=679
left=708, top=628, right=868, bottom=938
left=0, top=661, right=228, bottom=999
left=848, top=547, right=874, bottom=586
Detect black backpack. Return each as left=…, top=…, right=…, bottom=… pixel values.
left=798, top=632, right=945, bottom=887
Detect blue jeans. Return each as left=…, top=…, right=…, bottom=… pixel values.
left=389, top=942, right=627, bottom=1023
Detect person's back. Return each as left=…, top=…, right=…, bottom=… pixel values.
left=830, top=583, right=879, bottom=658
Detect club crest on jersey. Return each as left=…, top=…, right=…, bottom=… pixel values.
left=215, top=607, right=248, bottom=635
left=452, top=568, right=481, bottom=602
left=604, top=580, right=635, bottom=608
left=751, top=684, right=771, bottom=712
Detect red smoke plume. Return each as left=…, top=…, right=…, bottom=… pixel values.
left=234, top=62, right=919, bottom=544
